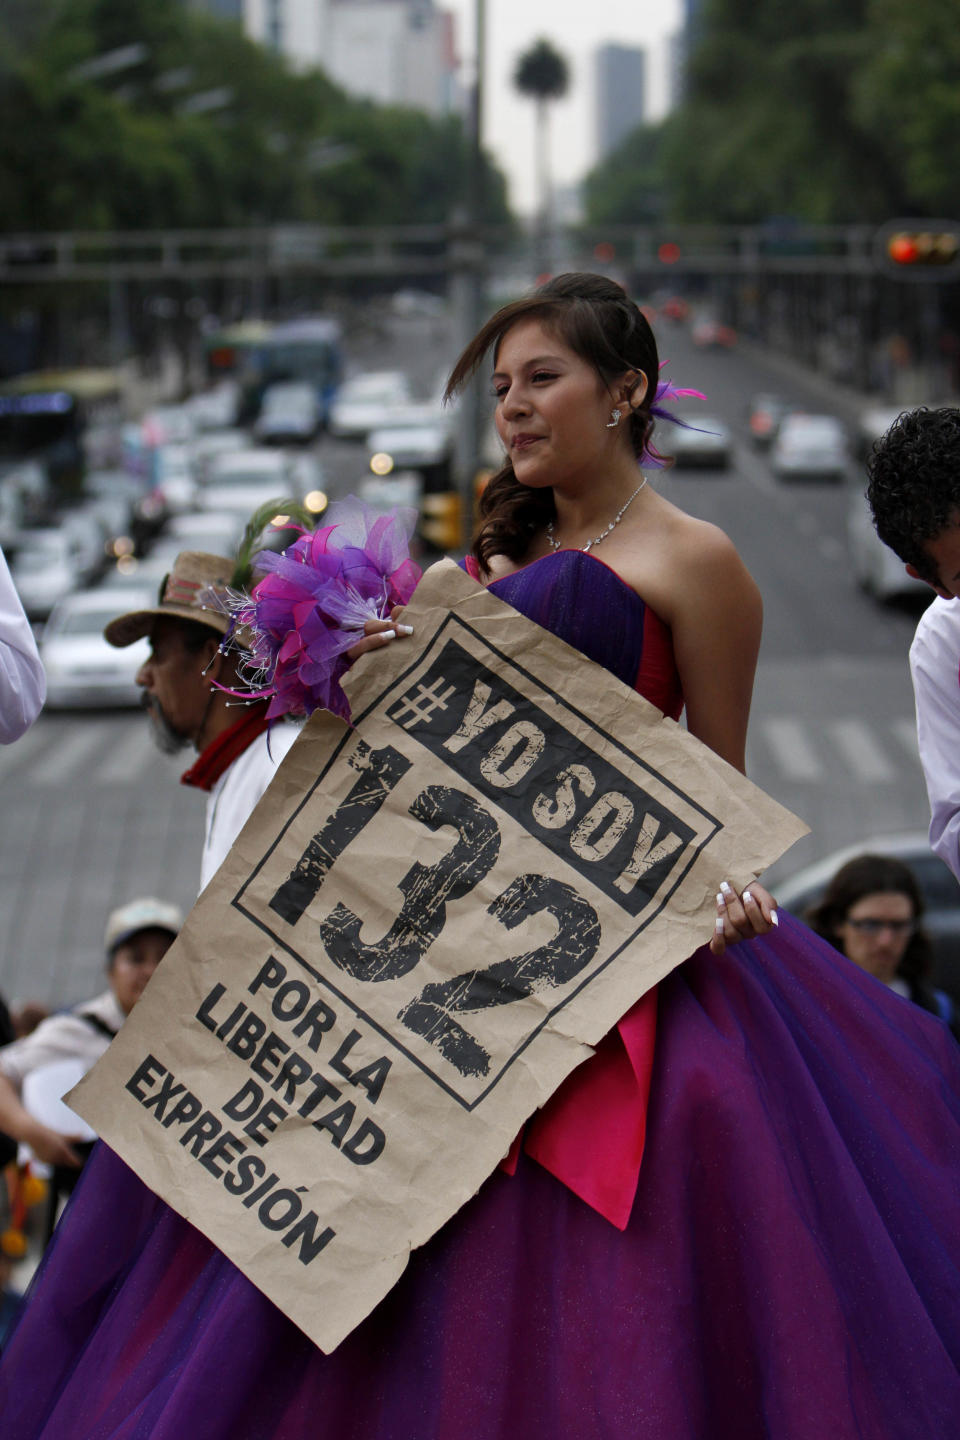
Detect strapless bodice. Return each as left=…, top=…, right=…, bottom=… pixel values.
left=470, top=549, right=683, bottom=720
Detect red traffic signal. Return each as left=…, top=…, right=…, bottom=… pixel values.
left=877, top=220, right=960, bottom=276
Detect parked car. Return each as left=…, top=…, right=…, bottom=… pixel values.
left=151, top=444, right=197, bottom=515
left=9, top=528, right=89, bottom=620
left=161, top=510, right=244, bottom=555
left=774, top=832, right=960, bottom=1000
left=190, top=429, right=254, bottom=485
left=854, top=404, right=904, bottom=463
left=845, top=468, right=930, bottom=602
left=328, top=370, right=414, bottom=440
left=745, top=394, right=792, bottom=448
left=140, top=406, right=195, bottom=447
left=40, top=588, right=153, bottom=709
left=197, top=448, right=305, bottom=520
left=691, top=318, right=737, bottom=349
left=187, top=381, right=241, bottom=432
left=254, top=382, right=321, bottom=445
left=366, top=415, right=454, bottom=492
left=770, top=413, right=848, bottom=481
left=667, top=415, right=732, bottom=469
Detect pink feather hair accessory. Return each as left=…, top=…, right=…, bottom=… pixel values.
left=207, top=496, right=421, bottom=722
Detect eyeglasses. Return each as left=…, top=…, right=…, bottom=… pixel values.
left=843, top=918, right=916, bottom=937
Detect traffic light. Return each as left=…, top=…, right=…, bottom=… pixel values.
left=419, top=491, right=463, bottom=554
left=876, top=220, right=960, bottom=276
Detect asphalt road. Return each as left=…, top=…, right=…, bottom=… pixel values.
left=0, top=309, right=935, bottom=1012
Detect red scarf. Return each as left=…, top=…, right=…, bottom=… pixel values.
left=180, top=707, right=271, bottom=793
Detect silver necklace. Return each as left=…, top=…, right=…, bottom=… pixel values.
left=545, top=477, right=647, bottom=555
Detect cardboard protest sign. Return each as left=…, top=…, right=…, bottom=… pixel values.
left=70, top=558, right=808, bottom=1353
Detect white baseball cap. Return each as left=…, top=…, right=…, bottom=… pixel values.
left=104, top=897, right=183, bottom=955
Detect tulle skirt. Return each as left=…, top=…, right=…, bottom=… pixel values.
left=3, top=914, right=959, bottom=1440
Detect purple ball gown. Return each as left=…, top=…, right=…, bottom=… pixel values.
left=2, top=552, right=959, bottom=1440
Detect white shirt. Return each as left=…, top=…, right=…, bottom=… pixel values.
left=910, top=596, right=960, bottom=881
left=0, top=543, right=45, bottom=742
left=0, top=990, right=125, bottom=1090
left=201, top=721, right=301, bottom=892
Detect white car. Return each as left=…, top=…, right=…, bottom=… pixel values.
left=161, top=510, right=244, bottom=555
left=667, top=415, right=731, bottom=469
left=197, top=449, right=304, bottom=520
left=9, top=528, right=87, bottom=621
left=845, top=471, right=928, bottom=602
left=328, top=370, right=414, bottom=440
left=254, top=382, right=321, bottom=445
left=190, top=429, right=254, bottom=484
left=40, top=589, right=153, bottom=708
left=151, top=444, right=197, bottom=515
left=771, top=414, right=848, bottom=481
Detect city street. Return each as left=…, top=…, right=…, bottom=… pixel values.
left=0, top=310, right=934, bottom=1011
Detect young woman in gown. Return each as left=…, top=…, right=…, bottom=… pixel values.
left=2, top=274, right=959, bottom=1440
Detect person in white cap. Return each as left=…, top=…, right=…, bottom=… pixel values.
left=0, top=896, right=182, bottom=1169
left=103, top=550, right=301, bottom=892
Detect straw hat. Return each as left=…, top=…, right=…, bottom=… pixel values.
left=103, top=551, right=234, bottom=648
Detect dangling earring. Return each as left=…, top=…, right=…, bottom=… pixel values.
left=606, top=408, right=622, bottom=428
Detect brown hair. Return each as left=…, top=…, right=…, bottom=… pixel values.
left=806, top=853, right=933, bottom=984
left=445, top=272, right=662, bottom=572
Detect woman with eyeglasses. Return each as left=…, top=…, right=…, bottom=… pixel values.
left=808, top=853, right=958, bottom=1033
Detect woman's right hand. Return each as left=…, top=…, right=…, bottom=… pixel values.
left=344, top=610, right=414, bottom=663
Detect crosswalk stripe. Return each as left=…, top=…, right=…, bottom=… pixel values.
left=760, top=719, right=824, bottom=782
left=33, top=726, right=110, bottom=787
left=827, top=719, right=896, bottom=783
left=891, top=716, right=919, bottom=762
left=98, top=725, right=152, bottom=784
left=0, top=724, right=50, bottom=783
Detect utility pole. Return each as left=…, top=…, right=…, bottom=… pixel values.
left=450, top=0, right=488, bottom=548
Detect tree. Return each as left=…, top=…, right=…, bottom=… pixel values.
left=513, top=37, right=569, bottom=271
left=584, top=123, right=666, bottom=226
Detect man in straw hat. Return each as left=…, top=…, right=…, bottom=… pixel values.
left=104, top=550, right=301, bottom=892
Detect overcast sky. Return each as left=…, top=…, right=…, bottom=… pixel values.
left=442, top=0, right=683, bottom=215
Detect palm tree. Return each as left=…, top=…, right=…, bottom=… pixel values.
left=513, top=38, right=570, bottom=275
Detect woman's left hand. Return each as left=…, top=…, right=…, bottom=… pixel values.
left=710, top=880, right=779, bottom=955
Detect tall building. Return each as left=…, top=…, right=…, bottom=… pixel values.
left=595, top=44, right=646, bottom=161
left=323, top=0, right=457, bottom=115
left=187, top=0, right=458, bottom=113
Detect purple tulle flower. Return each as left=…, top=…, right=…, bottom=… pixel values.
left=214, top=497, right=421, bottom=722
left=642, top=364, right=707, bottom=467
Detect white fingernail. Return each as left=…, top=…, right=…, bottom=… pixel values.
left=716, top=891, right=726, bottom=908
left=380, top=629, right=396, bottom=642
left=715, top=916, right=725, bottom=934
left=396, top=624, right=414, bottom=636
left=771, top=910, right=779, bottom=927
left=743, top=889, right=754, bottom=906
left=720, top=880, right=735, bottom=898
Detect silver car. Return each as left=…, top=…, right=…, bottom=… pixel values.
left=771, top=413, right=848, bottom=481
left=40, top=589, right=153, bottom=708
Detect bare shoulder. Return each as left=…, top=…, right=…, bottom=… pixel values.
left=625, top=495, right=760, bottom=624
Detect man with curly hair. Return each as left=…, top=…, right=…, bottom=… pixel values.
left=867, top=406, right=960, bottom=881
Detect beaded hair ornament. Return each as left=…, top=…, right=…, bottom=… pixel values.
left=204, top=496, right=421, bottom=723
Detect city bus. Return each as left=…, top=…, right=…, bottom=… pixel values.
left=0, top=367, right=125, bottom=494
left=203, top=317, right=344, bottom=427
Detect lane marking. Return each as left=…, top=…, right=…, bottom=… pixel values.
left=0, top=724, right=50, bottom=783
left=98, top=724, right=153, bottom=784
left=891, top=716, right=920, bottom=763
left=828, top=719, right=895, bottom=783
left=33, top=724, right=110, bottom=787
left=760, top=719, right=824, bottom=782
